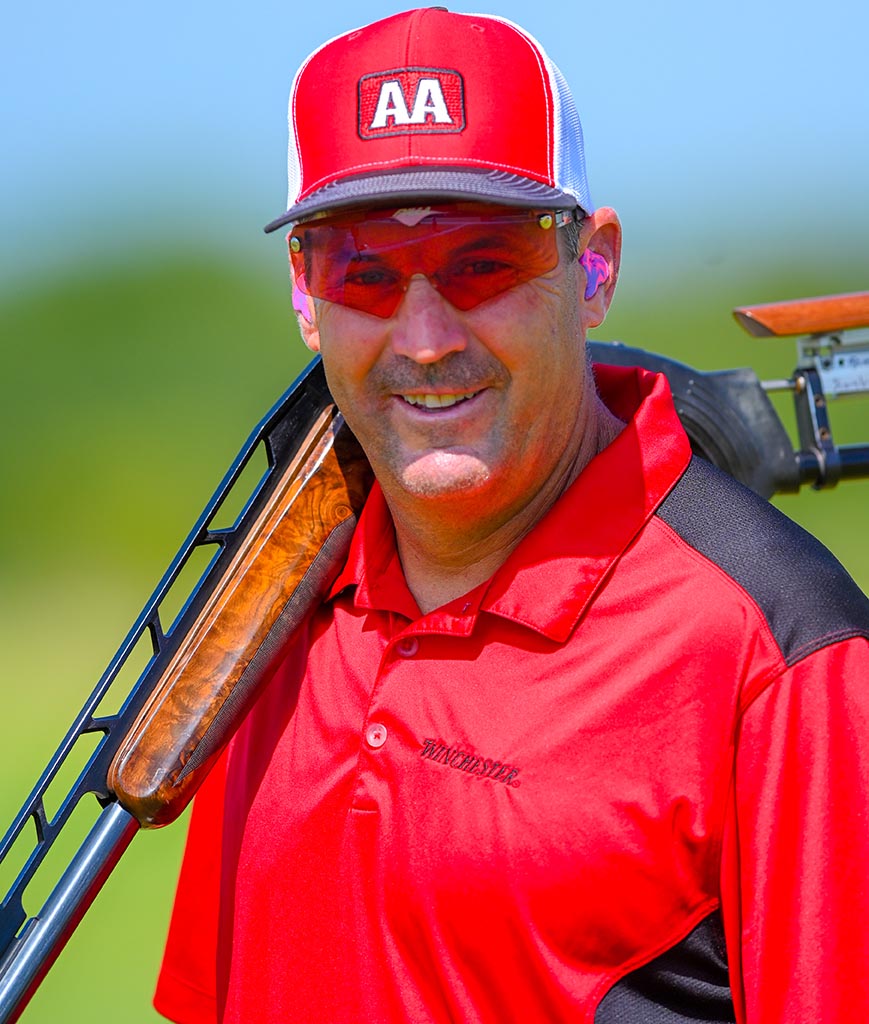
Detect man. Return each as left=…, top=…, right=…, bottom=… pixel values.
left=154, top=9, right=869, bottom=1022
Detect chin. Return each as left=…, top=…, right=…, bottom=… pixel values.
left=396, top=452, right=493, bottom=499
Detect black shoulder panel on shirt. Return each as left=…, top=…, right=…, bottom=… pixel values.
left=595, top=911, right=735, bottom=1023
left=656, top=456, right=869, bottom=667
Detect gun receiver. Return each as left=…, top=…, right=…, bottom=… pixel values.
left=735, top=291, right=869, bottom=489
left=1, top=292, right=868, bottom=1021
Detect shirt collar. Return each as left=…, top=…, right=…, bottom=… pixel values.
left=329, top=365, right=691, bottom=641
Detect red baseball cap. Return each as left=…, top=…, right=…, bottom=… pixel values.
left=264, top=8, right=594, bottom=232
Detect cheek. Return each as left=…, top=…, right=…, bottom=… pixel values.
left=316, top=305, right=385, bottom=394
left=494, top=281, right=589, bottom=439
left=471, top=274, right=586, bottom=388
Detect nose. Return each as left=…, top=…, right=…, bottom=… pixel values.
left=389, top=275, right=469, bottom=364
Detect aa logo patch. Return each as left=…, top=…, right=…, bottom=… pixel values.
left=358, top=68, right=466, bottom=139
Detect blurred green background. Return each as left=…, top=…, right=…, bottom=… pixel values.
left=1, top=240, right=867, bottom=1024
left=2, top=0, right=868, bottom=1019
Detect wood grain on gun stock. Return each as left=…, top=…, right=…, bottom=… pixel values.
left=107, top=405, right=372, bottom=829
left=734, top=291, right=869, bottom=337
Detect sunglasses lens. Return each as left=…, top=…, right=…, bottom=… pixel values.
left=289, top=206, right=565, bottom=318
left=291, top=222, right=408, bottom=319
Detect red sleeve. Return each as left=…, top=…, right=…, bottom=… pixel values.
left=153, top=751, right=228, bottom=1024
left=721, top=636, right=869, bottom=1023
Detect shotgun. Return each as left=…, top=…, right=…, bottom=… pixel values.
left=1, top=291, right=868, bottom=1021
left=0, top=357, right=374, bottom=1022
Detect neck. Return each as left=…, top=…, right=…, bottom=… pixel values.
left=385, top=396, right=624, bottom=615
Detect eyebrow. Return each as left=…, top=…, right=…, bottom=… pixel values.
left=446, top=231, right=531, bottom=258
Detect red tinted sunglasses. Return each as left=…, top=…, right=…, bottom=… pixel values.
left=288, top=205, right=575, bottom=319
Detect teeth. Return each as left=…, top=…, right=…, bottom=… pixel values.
left=402, top=390, right=479, bottom=409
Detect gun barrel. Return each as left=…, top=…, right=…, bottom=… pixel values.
left=839, top=445, right=869, bottom=480
left=0, top=804, right=138, bottom=1024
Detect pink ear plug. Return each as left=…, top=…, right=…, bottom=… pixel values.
left=579, top=250, right=609, bottom=299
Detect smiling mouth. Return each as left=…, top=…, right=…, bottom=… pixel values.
left=400, top=390, right=481, bottom=410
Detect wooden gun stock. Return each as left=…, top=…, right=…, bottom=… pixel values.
left=108, top=403, right=371, bottom=828
left=733, top=291, right=869, bottom=337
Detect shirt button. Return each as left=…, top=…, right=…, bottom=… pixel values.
left=396, top=636, right=419, bottom=657
left=365, top=723, right=388, bottom=748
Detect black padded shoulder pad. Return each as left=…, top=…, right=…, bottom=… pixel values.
left=657, top=456, right=869, bottom=667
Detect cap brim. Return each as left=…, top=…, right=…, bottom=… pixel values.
left=263, top=168, right=581, bottom=233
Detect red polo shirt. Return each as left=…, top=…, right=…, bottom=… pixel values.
left=154, top=366, right=869, bottom=1023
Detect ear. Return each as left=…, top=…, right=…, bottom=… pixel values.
left=577, top=206, right=622, bottom=331
left=289, top=263, right=321, bottom=351
left=298, top=310, right=321, bottom=353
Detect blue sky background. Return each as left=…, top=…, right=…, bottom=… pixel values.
left=3, top=0, right=867, bottom=292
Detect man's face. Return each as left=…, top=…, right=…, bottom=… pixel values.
left=297, top=203, right=619, bottom=526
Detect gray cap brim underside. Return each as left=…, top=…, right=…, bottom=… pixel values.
left=263, top=169, right=581, bottom=233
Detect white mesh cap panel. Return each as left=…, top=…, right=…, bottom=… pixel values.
left=547, top=59, right=593, bottom=214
